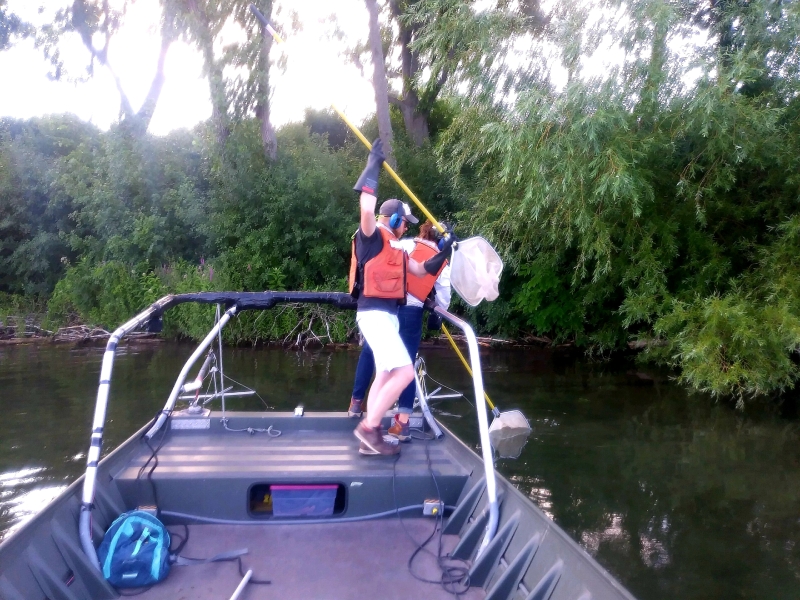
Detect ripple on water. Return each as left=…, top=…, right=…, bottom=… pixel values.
left=0, top=467, right=67, bottom=542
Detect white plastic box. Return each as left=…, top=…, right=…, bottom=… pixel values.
left=270, top=484, right=338, bottom=516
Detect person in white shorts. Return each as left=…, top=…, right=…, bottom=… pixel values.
left=348, top=139, right=454, bottom=456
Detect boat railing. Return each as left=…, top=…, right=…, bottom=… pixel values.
left=144, top=304, right=238, bottom=440
left=78, top=291, right=499, bottom=569
left=430, top=302, right=499, bottom=557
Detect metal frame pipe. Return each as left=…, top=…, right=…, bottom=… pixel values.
left=77, top=290, right=499, bottom=567
left=434, top=306, right=499, bottom=556
left=144, top=306, right=237, bottom=440
left=79, top=297, right=174, bottom=569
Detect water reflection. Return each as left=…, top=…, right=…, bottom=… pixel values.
left=0, top=467, right=46, bottom=486
left=639, top=517, right=670, bottom=569
left=0, top=467, right=66, bottom=539
left=509, top=475, right=555, bottom=520
left=581, top=513, right=629, bottom=557
left=427, top=350, right=800, bottom=600
left=1, top=344, right=799, bottom=600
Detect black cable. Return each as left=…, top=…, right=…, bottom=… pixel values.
left=392, top=436, right=471, bottom=598
left=127, top=413, right=270, bottom=589
left=108, top=415, right=170, bottom=597
left=137, top=410, right=170, bottom=508
left=169, top=523, right=190, bottom=556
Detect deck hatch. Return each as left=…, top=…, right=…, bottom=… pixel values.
left=249, top=483, right=346, bottom=517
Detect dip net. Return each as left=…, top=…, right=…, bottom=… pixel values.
left=449, top=237, right=503, bottom=306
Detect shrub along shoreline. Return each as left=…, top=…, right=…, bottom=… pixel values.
left=3, top=104, right=800, bottom=404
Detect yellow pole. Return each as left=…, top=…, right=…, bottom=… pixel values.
left=253, top=6, right=498, bottom=413
left=441, top=324, right=497, bottom=412
left=330, top=105, right=444, bottom=233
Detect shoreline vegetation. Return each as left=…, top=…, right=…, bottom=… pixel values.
left=0, top=308, right=552, bottom=350
left=3, top=0, right=800, bottom=404
left=3, top=103, right=799, bottom=405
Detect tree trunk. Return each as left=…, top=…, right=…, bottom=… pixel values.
left=364, top=0, right=395, bottom=167
left=396, top=21, right=429, bottom=146
left=186, top=2, right=229, bottom=145
left=70, top=0, right=172, bottom=137
left=389, top=0, right=431, bottom=147
left=202, top=38, right=230, bottom=145
left=257, top=5, right=277, bottom=161
left=131, top=33, right=173, bottom=135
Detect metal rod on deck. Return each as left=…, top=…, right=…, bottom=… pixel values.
left=145, top=306, right=238, bottom=440
left=228, top=569, right=252, bottom=600
left=217, top=304, right=226, bottom=413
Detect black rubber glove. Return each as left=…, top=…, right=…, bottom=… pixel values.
left=353, top=138, right=385, bottom=195
left=423, top=233, right=456, bottom=275
left=427, top=311, right=443, bottom=331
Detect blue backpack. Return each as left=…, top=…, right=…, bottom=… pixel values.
left=98, top=511, right=171, bottom=588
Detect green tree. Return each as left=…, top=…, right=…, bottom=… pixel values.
left=161, top=0, right=278, bottom=157
left=419, top=0, right=800, bottom=400
left=0, top=0, right=30, bottom=51
left=0, top=116, right=93, bottom=295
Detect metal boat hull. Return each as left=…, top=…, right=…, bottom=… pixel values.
left=0, top=411, right=636, bottom=600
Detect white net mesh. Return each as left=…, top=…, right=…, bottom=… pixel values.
left=488, top=409, right=531, bottom=433
left=449, top=236, right=503, bottom=307
left=488, top=409, right=531, bottom=458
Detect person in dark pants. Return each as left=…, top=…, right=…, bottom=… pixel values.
left=348, top=220, right=451, bottom=442
left=348, top=139, right=453, bottom=456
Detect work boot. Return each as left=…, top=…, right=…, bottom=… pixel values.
left=358, top=441, right=378, bottom=455
left=388, top=414, right=411, bottom=443
left=348, top=398, right=364, bottom=418
left=354, top=422, right=400, bottom=456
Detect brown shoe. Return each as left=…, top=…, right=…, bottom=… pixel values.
left=388, top=414, right=411, bottom=443
left=348, top=398, right=364, bottom=418
left=358, top=441, right=379, bottom=455
left=354, top=422, right=400, bottom=456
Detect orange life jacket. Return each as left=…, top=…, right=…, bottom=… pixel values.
left=349, top=224, right=407, bottom=300
left=407, top=238, right=445, bottom=302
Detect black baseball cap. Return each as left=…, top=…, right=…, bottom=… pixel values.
left=378, top=199, right=419, bottom=224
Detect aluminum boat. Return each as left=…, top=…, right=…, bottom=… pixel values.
left=0, top=292, right=636, bottom=600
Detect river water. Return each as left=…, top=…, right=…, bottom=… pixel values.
left=0, top=342, right=798, bottom=599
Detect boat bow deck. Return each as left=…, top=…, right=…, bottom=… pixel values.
left=113, top=412, right=472, bottom=522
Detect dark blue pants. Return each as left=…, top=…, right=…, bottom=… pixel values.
left=352, top=305, right=424, bottom=414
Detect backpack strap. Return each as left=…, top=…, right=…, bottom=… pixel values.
left=172, top=548, right=249, bottom=566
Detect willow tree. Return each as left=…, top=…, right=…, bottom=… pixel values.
left=349, top=1, right=544, bottom=148
left=0, top=0, right=29, bottom=51
left=417, top=0, right=800, bottom=401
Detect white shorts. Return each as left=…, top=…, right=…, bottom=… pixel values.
left=356, top=310, right=412, bottom=373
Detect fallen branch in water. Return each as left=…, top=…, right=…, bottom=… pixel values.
left=435, top=332, right=515, bottom=348
left=0, top=317, right=161, bottom=344
left=53, top=325, right=111, bottom=342
left=279, top=303, right=357, bottom=349
left=52, top=325, right=159, bottom=343
left=0, top=315, right=53, bottom=339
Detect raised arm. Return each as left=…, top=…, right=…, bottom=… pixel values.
left=360, top=192, right=377, bottom=237
left=353, top=139, right=385, bottom=237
